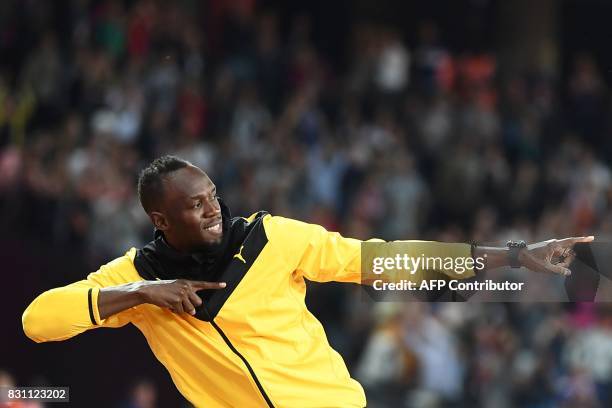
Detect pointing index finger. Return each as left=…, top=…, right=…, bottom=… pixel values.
left=569, top=236, right=595, bottom=244
left=189, top=280, right=227, bottom=290
left=558, top=236, right=595, bottom=246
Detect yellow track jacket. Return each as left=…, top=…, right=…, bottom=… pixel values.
left=22, top=214, right=474, bottom=407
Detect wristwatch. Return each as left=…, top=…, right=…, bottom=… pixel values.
left=507, top=240, right=527, bottom=268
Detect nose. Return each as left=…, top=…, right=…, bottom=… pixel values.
left=202, top=199, right=220, bottom=218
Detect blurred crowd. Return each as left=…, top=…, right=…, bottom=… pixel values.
left=2, top=0, right=612, bottom=406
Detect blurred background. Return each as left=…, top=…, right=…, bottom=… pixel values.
left=2, top=0, right=612, bottom=406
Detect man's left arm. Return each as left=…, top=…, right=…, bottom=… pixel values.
left=264, top=215, right=594, bottom=283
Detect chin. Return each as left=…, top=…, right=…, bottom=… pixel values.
left=203, top=235, right=223, bottom=245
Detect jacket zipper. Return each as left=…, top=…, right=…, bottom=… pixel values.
left=209, top=320, right=275, bottom=407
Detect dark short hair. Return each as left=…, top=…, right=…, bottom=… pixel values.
left=137, top=155, right=191, bottom=213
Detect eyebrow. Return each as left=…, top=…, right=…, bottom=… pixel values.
left=190, top=185, right=216, bottom=200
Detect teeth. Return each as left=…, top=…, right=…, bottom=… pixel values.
left=205, top=223, right=221, bottom=232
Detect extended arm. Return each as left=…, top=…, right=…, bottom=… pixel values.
left=262, top=215, right=594, bottom=284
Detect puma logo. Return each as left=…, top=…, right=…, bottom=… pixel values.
left=233, top=245, right=246, bottom=264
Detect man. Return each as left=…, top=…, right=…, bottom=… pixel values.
left=22, top=155, right=593, bottom=407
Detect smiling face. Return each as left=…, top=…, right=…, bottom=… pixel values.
left=150, top=165, right=223, bottom=252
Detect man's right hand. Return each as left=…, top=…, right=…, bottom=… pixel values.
left=138, top=279, right=226, bottom=315
left=98, top=279, right=226, bottom=320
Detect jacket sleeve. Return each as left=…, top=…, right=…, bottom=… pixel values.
left=264, top=215, right=376, bottom=283
left=263, top=215, right=475, bottom=284
left=22, top=250, right=142, bottom=343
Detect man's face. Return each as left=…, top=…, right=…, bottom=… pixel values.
left=152, top=166, right=223, bottom=252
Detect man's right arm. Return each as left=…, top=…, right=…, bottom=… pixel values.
left=23, top=270, right=225, bottom=343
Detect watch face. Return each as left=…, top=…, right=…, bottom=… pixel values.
left=507, top=240, right=527, bottom=248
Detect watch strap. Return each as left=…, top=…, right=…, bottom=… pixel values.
left=507, top=240, right=527, bottom=268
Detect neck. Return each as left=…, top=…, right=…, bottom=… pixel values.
left=159, top=232, right=192, bottom=254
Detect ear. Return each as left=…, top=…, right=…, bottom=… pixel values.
left=150, top=211, right=170, bottom=231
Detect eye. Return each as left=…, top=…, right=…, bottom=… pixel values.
left=194, top=201, right=202, bottom=209
left=208, top=194, right=219, bottom=202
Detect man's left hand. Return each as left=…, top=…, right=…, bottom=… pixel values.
left=519, top=236, right=595, bottom=276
